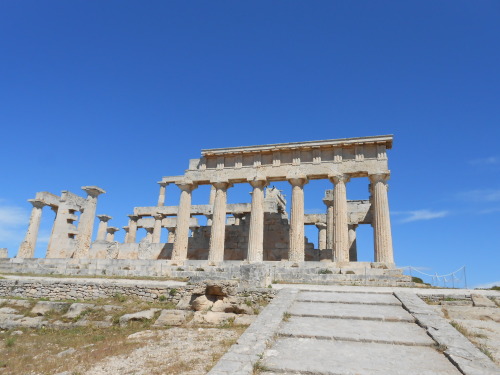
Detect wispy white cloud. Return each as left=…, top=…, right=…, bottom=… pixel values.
left=456, top=189, right=500, bottom=202
left=395, top=209, right=449, bottom=223
left=473, top=281, right=500, bottom=289
left=0, top=204, right=29, bottom=242
left=468, top=157, right=499, bottom=166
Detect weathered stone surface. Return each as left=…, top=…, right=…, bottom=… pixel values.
left=31, top=301, right=70, bottom=316
left=191, top=295, right=216, bottom=311
left=63, top=303, right=95, bottom=319
left=471, top=294, right=496, bottom=308
left=153, top=309, right=190, bottom=327
left=297, top=290, right=400, bottom=305
left=192, top=311, right=236, bottom=325
left=261, top=338, right=461, bottom=375
left=119, top=308, right=160, bottom=326
left=0, top=307, right=19, bottom=314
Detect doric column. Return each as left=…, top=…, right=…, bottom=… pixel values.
left=96, top=215, right=112, bottom=241
left=369, top=173, right=394, bottom=263
left=106, top=227, right=119, bottom=242
left=152, top=214, right=163, bottom=243
left=348, top=224, right=358, bottom=261
left=288, top=177, right=308, bottom=262
left=142, top=227, right=154, bottom=243
left=127, top=215, right=139, bottom=243
left=167, top=227, right=176, bottom=243
left=233, top=213, right=245, bottom=226
left=208, top=182, right=231, bottom=263
left=206, top=185, right=216, bottom=226
left=123, top=226, right=130, bottom=243
left=74, top=186, right=106, bottom=259
left=172, top=181, right=197, bottom=262
left=17, top=199, right=45, bottom=258
left=316, top=223, right=327, bottom=250
left=157, top=182, right=169, bottom=207
left=247, top=179, right=268, bottom=262
left=323, top=191, right=334, bottom=250
left=330, top=175, right=350, bottom=263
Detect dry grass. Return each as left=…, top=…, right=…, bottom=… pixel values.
left=0, top=272, right=188, bottom=282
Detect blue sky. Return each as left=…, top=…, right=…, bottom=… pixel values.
left=1, top=1, right=499, bottom=287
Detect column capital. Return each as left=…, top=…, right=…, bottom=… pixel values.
left=211, top=181, right=232, bottom=190
left=369, top=173, right=390, bottom=183
left=106, top=227, right=120, bottom=234
left=248, top=178, right=268, bottom=188
left=315, top=222, right=327, bottom=230
left=122, top=226, right=129, bottom=232
left=97, top=214, right=112, bottom=222
left=157, top=181, right=170, bottom=187
left=28, top=199, right=45, bottom=209
left=154, top=213, right=164, bottom=220
left=81, top=186, right=106, bottom=197
left=127, top=214, right=140, bottom=221
left=176, top=180, right=198, bottom=192
left=287, top=177, right=308, bottom=187
left=167, top=227, right=176, bottom=233
left=329, top=174, right=350, bottom=184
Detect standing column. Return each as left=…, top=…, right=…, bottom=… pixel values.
left=127, top=215, right=139, bottom=243
left=288, top=177, right=308, bottom=262
left=74, top=186, right=106, bottom=259
left=157, top=182, right=169, bottom=207
left=167, top=228, right=176, bottom=243
left=323, top=192, right=334, bottom=250
left=142, top=227, right=154, bottom=243
left=330, top=175, right=350, bottom=263
left=123, top=226, right=130, bottom=243
left=152, top=214, right=163, bottom=243
left=106, top=227, right=119, bottom=241
left=17, top=199, right=45, bottom=258
left=316, top=223, right=327, bottom=250
left=208, top=182, right=231, bottom=263
left=96, top=215, right=112, bottom=241
left=247, top=179, right=268, bottom=262
left=206, top=185, right=216, bottom=225
left=172, top=182, right=197, bottom=262
left=369, top=174, right=394, bottom=264
left=348, top=224, right=358, bottom=262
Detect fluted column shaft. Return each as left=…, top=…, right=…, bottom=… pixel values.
left=123, top=227, right=130, bottom=243
left=326, top=203, right=334, bottom=250
left=348, top=224, right=358, bottom=261
left=288, top=178, right=307, bottom=262
left=172, top=183, right=197, bottom=261
left=331, top=175, right=350, bottom=262
left=96, top=215, right=112, bottom=241
left=74, top=186, right=105, bottom=259
left=167, top=228, right=176, bottom=243
left=17, top=200, right=45, bottom=258
left=208, top=182, right=230, bottom=263
left=152, top=214, right=163, bottom=243
left=317, top=223, right=327, bottom=250
left=127, top=215, right=139, bottom=243
left=157, top=183, right=168, bottom=206
left=207, top=185, right=217, bottom=226
left=370, top=174, right=394, bottom=263
left=247, top=179, right=267, bottom=262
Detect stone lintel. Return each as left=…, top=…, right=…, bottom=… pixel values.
left=81, top=186, right=106, bottom=197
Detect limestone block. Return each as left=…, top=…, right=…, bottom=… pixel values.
left=192, top=311, right=236, bottom=325
left=191, top=295, right=216, bottom=311
left=0, top=307, right=18, bottom=314
left=471, top=294, right=496, bottom=308
left=153, top=309, right=190, bottom=326
left=0, top=248, right=7, bottom=258
left=205, top=280, right=238, bottom=296
left=119, top=308, right=160, bottom=326
left=63, top=303, right=95, bottom=319
left=31, top=301, right=70, bottom=316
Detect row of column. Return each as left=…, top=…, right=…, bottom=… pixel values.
left=169, top=173, right=393, bottom=264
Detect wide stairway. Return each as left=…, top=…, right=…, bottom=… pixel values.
left=260, top=290, right=461, bottom=375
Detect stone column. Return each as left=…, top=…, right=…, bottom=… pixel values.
left=247, top=179, right=268, bottom=262
left=106, top=227, right=119, bottom=242
left=157, top=182, right=169, bottom=207
left=369, top=174, right=394, bottom=263
left=167, top=227, right=176, bottom=243
left=233, top=213, right=245, bottom=226
left=208, top=182, right=231, bottom=263
left=172, top=182, right=197, bottom=262
left=323, top=194, right=334, bottom=250
left=206, top=185, right=216, bottom=226
left=123, top=226, right=130, bottom=243
left=74, top=186, right=106, bottom=259
left=96, top=215, right=112, bottom=241
left=348, top=224, right=358, bottom=261
left=127, top=215, right=139, bottom=243
left=152, top=214, right=163, bottom=243
left=330, top=175, right=350, bottom=263
left=316, top=223, right=327, bottom=250
left=288, top=177, right=308, bottom=262
left=17, top=199, right=45, bottom=258
left=142, top=227, right=154, bottom=243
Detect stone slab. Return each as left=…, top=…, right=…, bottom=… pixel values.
left=261, top=337, right=461, bottom=375
left=471, top=294, right=496, bottom=308
left=289, top=301, right=415, bottom=322
left=279, top=316, right=434, bottom=346
left=297, top=291, right=401, bottom=305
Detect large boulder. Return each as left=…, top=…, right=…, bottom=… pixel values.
left=153, top=310, right=190, bottom=327
left=192, top=311, right=236, bottom=325
left=119, top=308, right=160, bottom=326
left=191, top=295, right=216, bottom=312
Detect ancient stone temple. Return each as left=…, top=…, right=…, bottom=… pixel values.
left=6, top=135, right=406, bottom=285
left=14, top=135, right=394, bottom=265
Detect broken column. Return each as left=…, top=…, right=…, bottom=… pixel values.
left=126, top=215, right=139, bottom=243
left=96, top=215, right=112, bottom=241
left=157, top=182, right=169, bottom=207
left=17, top=199, right=45, bottom=258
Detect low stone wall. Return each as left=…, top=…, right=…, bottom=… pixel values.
left=0, top=278, right=276, bottom=304
left=0, top=258, right=413, bottom=287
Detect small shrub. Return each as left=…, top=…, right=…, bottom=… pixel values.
left=176, top=267, right=184, bottom=271
left=318, top=269, right=333, bottom=275
left=158, top=295, right=167, bottom=302
left=113, top=293, right=126, bottom=303
left=5, top=337, right=15, bottom=348
left=195, top=267, right=205, bottom=272
left=412, top=277, right=424, bottom=284
left=245, top=300, right=252, bottom=307
left=283, top=312, right=291, bottom=322
left=169, top=288, right=178, bottom=296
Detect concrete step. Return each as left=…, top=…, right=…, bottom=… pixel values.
left=289, top=301, right=415, bottom=322
left=296, top=291, right=401, bottom=305
left=261, top=337, right=461, bottom=375
left=279, top=316, right=435, bottom=346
